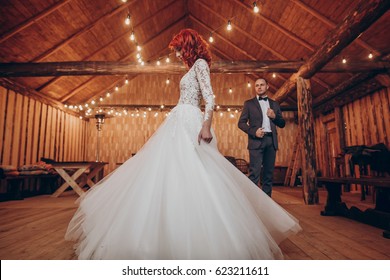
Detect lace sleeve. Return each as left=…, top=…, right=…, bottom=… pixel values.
left=194, top=59, right=214, bottom=122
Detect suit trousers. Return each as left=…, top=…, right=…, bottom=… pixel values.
left=248, top=135, right=276, bottom=197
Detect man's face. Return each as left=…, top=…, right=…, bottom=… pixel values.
left=255, top=79, right=269, bottom=96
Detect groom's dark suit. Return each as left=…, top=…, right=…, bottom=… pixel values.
left=238, top=97, right=285, bottom=196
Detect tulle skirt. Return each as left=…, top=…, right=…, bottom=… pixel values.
left=65, top=104, right=301, bottom=259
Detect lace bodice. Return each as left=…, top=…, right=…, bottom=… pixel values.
left=178, top=59, right=214, bottom=121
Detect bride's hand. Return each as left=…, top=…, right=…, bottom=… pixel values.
left=198, top=126, right=213, bottom=144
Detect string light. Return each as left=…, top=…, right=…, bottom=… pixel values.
left=229, top=88, right=232, bottom=93
left=227, top=20, right=232, bottom=31
left=247, top=81, right=251, bottom=87
left=166, top=78, right=170, bottom=84
left=209, top=33, right=214, bottom=43
left=125, top=78, right=129, bottom=84
left=129, top=31, right=135, bottom=41
left=342, top=57, right=347, bottom=64
left=165, top=56, right=170, bottom=63
left=99, top=97, right=103, bottom=102
left=106, top=92, right=111, bottom=97
left=156, top=60, right=161, bottom=66
left=125, top=14, right=131, bottom=25
left=368, top=52, right=373, bottom=59
left=272, top=73, right=276, bottom=78
left=115, top=85, right=119, bottom=91
left=253, top=2, right=260, bottom=13
left=121, top=0, right=127, bottom=3
left=136, top=44, right=142, bottom=51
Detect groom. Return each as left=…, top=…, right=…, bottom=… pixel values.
left=238, top=78, right=285, bottom=197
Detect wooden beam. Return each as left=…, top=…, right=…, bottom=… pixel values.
left=315, top=80, right=384, bottom=114
left=291, top=0, right=381, bottom=57
left=1, top=60, right=388, bottom=77
left=334, top=107, right=346, bottom=152
left=0, top=0, right=71, bottom=44
left=313, top=71, right=381, bottom=107
left=73, top=103, right=297, bottom=111
left=297, top=77, right=318, bottom=205
left=0, top=78, right=79, bottom=117
left=273, top=0, right=390, bottom=103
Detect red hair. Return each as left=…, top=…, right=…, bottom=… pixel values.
left=169, top=29, right=212, bottom=68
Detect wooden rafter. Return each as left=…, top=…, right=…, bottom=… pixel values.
left=60, top=15, right=186, bottom=103
left=290, top=0, right=381, bottom=56
left=231, top=0, right=315, bottom=51
left=0, top=0, right=72, bottom=44
left=193, top=18, right=297, bottom=106
left=35, top=0, right=180, bottom=92
left=33, top=0, right=140, bottom=62
left=193, top=16, right=279, bottom=94
left=0, top=77, right=78, bottom=117
left=313, top=72, right=380, bottom=108
left=273, top=0, right=390, bottom=103
left=195, top=0, right=331, bottom=90
left=315, top=80, right=384, bottom=114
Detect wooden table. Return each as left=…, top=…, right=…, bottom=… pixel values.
left=51, top=162, right=107, bottom=197
left=318, top=176, right=390, bottom=238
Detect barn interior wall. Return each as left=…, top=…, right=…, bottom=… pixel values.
left=314, top=86, right=390, bottom=181
left=0, top=85, right=87, bottom=194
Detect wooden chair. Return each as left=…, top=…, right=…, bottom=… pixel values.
left=235, top=158, right=249, bottom=175
left=224, top=156, right=237, bottom=167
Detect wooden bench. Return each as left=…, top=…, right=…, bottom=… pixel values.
left=0, top=171, right=60, bottom=200
left=318, top=176, right=390, bottom=238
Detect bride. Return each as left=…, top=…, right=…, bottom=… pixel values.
left=65, top=29, right=301, bottom=260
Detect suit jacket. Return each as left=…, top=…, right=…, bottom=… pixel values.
left=238, top=97, right=285, bottom=150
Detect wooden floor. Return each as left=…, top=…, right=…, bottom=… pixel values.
left=0, top=187, right=389, bottom=260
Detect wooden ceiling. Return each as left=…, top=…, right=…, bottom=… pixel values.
left=0, top=0, right=389, bottom=115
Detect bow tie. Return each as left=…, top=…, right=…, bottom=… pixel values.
left=259, top=96, right=268, bottom=101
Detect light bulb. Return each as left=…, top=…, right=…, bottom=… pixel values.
left=125, top=14, right=131, bottom=25
left=368, top=53, right=373, bottom=59
left=209, top=34, right=214, bottom=43
left=129, top=31, right=135, bottom=41
left=227, top=20, right=232, bottom=31
left=253, top=2, right=259, bottom=13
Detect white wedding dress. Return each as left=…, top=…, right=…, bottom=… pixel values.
left=65, top=59, right=301, bottom=260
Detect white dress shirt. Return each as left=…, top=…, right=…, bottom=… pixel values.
left=258, top=96, right=272, bottom=133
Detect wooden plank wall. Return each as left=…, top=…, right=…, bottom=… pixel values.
left=84, top=110, right=297, bottom=175
left=0, top=86, right=87, bottom=169
left=314, top=87, right=390, bottom=179
left=343, top=87, right=390, bottom=147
